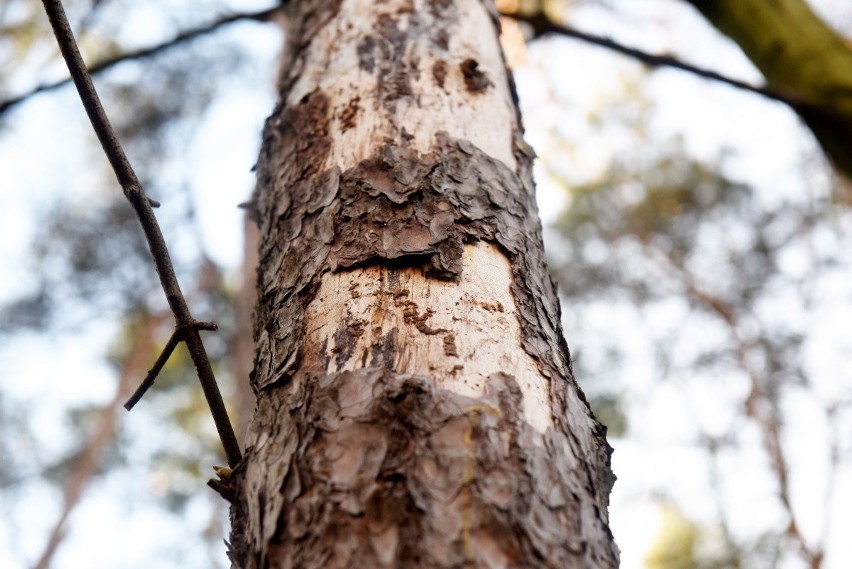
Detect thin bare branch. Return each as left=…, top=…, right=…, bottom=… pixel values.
left=40, top=0, right=241, bottom=468
left=5, top=5, right=790, bottom=119
left=0, top=5, right=283, bottom=116
left=123, top=320, right=217, bottom=410
left=643, top=241, right=824, bottom=568
left=507, top=11, right=800, bottom=108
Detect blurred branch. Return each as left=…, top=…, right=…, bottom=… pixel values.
left=818, top=402, right=843, bottom=565
left=682, top=0, right=852, bottom=177
left=0, top=4, right=284, bottom=117
left=507, top=11, right=797, bottom=107
left=702, top=434, right=747, bottom=565
left=231, top=215, right=260, bottom=443
left=643, top=241, right=825, bottom=569
left=31, top=311, right=168, bottom=569
left=40, top=0, right=241, bottom=468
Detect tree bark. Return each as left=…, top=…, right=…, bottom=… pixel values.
left=226, top=1, right=618, bottom=567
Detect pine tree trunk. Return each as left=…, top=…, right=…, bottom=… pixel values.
left=226, top=1, right=619, bottom=567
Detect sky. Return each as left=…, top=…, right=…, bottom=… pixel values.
left=1, top=0, right=851, bottom=568
left=533, top=3, right=851, bottom=566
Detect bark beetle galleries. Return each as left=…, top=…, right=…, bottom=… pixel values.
left=432, top=59, right=448, bottom=89
left=338, top=96, right=361, bottom=131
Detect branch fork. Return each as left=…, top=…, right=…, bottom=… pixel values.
left=123, top=320, right=218, bottom=411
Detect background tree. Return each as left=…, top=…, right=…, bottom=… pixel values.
left=683, top=0, right=852, bottom=177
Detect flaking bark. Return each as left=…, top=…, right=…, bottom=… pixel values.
left=229, top=1, right=619, bottom=567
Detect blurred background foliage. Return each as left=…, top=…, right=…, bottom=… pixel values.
left=1, top=0, right=851, bottom=568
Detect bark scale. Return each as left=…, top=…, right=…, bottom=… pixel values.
left=226, top=1, right=618, bottom=567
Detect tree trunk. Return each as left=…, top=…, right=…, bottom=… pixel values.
left=225, top=1, right=618, bottom=567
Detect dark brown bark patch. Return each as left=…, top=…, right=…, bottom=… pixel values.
left=256, top=88, right=332, bottom=209
left=432, top=59, right=447, bottom=89
left=432, top=28, right=450, bottom=50
left=370, top=328, right=399, bottom=369
left=252, top=87, right=333, bottom=385
left=460, top=58, right=492, bottom=93
left=426, top=0, right=452, bottom=49
left=442, top=332, right=458, bottom=357
left=428, top=0, right=453, bottom=14
left=375, top=12, right=415, bottom=104
left=338, top=96, right=361, bottom=131
left=332, top=311, right=367, bottom=368
left=401, top=303, right=444, bottom=335
left=479, top=300, right=504, bottom=312
left=432, top=59, right=448, bottom=89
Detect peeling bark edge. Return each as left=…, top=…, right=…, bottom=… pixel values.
left=253, top=115, right=613, bottom=500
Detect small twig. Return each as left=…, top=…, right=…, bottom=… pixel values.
left=40, top=0, right=242, bottom=468
left=508, top=12, right=800, bottom=108
left=122, top=328, right=182, bottom=411
left=0, top=5, right=283, bottom=117
left=123, top=320, right=218, bottom=410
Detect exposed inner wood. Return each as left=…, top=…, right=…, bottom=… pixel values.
left=284, top=0, right=518, bottom=172
left=303, top=242, right=552, bottom=432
